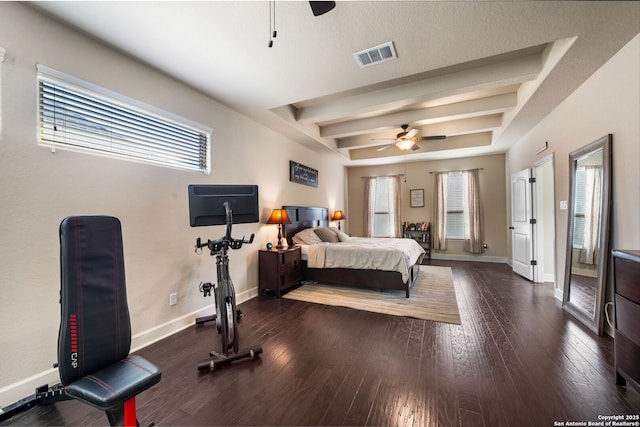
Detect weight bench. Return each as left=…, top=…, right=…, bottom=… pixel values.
left=58, top=216, right=162, bottom=426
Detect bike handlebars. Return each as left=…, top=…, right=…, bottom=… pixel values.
left=194, top=201, right=255, bottom=255
left=195, top=233, right=254, bottom=255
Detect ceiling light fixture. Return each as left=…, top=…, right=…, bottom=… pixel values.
left=396, top=139, right=415, bottom=151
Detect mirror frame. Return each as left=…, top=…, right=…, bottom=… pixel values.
left=562, top=134, right=612, bottom=335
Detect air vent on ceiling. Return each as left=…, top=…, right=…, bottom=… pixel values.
left=353, top=41, right=397, bottom=68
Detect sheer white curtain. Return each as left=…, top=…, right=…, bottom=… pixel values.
left=579, top=166, right=602, bottom=265
left=363, top=177, right=375, bottom=237
left=389, top=176, right=402, bottom=238
left=463, top=169, right=484, bottom=254
left=432, top=172, right=448, bottom=250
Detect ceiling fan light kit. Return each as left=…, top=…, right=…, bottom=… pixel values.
left=374, top=124, right=446, bottom=152
left=396, top=139, right=416, bottom=151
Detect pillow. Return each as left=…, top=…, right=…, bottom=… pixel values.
left=292, top=228, right=324, bottom=245
left=314, top=227, right=339, bottom=243
left=337, top=231, right=350, bottom=242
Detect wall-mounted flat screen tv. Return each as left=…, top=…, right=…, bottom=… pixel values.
left=188, top=184, right=259, bottom=227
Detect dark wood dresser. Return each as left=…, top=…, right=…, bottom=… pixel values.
left=612, top=249, right=640, bottom=392
left=259, top=246, right=302, bottom=298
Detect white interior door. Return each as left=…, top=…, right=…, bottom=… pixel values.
left=511, top=168, right=535, bottom=281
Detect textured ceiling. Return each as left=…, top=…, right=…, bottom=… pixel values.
left=32, top=1, right=640, bottom=165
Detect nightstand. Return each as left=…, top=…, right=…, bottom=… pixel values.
left=259, top=246, right=302, bottom=298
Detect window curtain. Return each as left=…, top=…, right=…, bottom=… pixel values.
left=432, top=172, right=448, bottom=250
left=363, top=177, right=376, bottom=237
left=579, top=166, right=602, bottom=265
left=389, top=175, right=402, bottom=238
left=463, top=169, right=484, bottom=254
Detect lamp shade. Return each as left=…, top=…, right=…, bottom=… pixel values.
left=267, top=209, right=291, bottom=225
left=331, top=210, right=345, bottom=221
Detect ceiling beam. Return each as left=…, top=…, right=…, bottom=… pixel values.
left=295, top=53, right=542, bottom=125
left=321, top=92, right=517, bottom=138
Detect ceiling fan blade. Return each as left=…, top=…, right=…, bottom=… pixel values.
left=411, top=144, right=420, bottom=151
left=420, top=135, right=447, bottom=141
left=371, top=138, right=396, bottom=142
left=376, top=144, right=394, bottom=152
left=309, top=1, right=336, bottom=16
left=406, top=128, right=420, bottom=139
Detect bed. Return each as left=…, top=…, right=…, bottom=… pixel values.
left=283, top=206, right=425, bottom=297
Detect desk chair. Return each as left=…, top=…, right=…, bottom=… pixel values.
left=58, top=216, right=161, bottom=426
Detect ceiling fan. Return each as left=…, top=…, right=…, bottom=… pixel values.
left=309, top=1, right=336, bottom=16
left=268, top=2, right=335, bottom=47
left=374, top=125, right=446, bottom=152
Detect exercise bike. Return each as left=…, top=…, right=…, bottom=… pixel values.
left=194, top=201, right=262, bottom=371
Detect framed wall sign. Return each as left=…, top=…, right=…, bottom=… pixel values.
left=410, top=189, right=424, bottom=207
left=290, top=161, right=318, bottom=187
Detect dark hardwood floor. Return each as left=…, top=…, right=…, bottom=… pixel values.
left=3, top=261, right=639, bottom=426
left=568, top=273, right=597, bottom=316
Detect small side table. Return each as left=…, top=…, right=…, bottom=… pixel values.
left=259, top=246, right=302, bottom=298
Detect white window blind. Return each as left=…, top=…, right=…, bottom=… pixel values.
left=38, top=65, right=211, bottom=173
left=446, top=171, right=464, bottom=239
left=373, top=177, right=396, bottom=237
left=373, top=177, right=391, bottom=237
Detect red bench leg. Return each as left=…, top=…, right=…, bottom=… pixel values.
left=124, top=397, right=137, bottom=427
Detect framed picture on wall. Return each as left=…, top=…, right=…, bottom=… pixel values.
left=410, top=189, right=424, bottom=207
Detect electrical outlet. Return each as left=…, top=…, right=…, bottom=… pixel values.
left=169, top=293, right=177, bottom=306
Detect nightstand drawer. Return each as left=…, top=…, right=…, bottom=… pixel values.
left=614, top=255, right=640, bottom=302
left=615, top=294, right=640, bottom=345
left=615, top=331, right=640, bottom=391
left=282, top=249, right=300, bottom=266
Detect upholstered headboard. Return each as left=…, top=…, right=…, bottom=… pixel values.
left=283, top=206, right=329, bottom=246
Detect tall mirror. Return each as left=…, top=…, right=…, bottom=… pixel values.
left=562, top=134, right=612, bottom=335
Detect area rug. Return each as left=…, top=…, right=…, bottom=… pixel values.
left=283, top=265, right=461, bottom=325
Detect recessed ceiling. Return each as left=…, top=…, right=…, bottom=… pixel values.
left=31, top=1, right=640, bottom=166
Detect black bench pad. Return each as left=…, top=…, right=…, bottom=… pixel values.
left=65, top=355, right=161, bottom=411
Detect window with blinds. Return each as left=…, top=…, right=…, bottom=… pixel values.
left=38, top=66, right=211, bottom=173
left=373, top=176, right=392, bottom=237
left=446, top=171, right=465, bottom=239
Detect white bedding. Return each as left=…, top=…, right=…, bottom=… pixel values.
left=303, top=237, right=425, bottom=283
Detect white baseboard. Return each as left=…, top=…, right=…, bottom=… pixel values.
left=431, top=254, right=509, bottom=264
left=554, top=287, right=564, bottom=301
left=0, top=286, right=260, bottom=410
left=0, top=368, right=60, bottom=410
